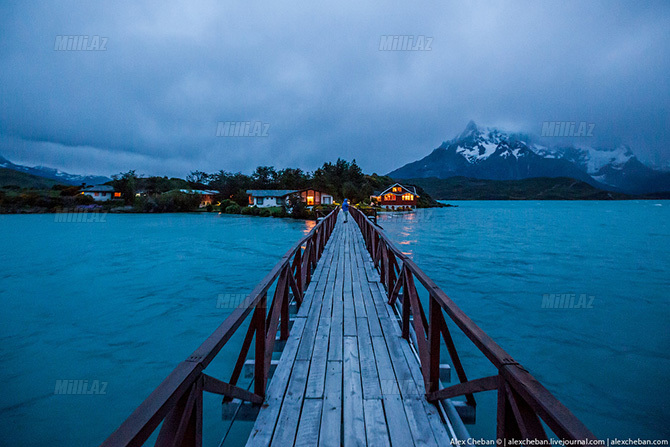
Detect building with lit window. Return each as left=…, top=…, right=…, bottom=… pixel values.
left=297, top=189, right=333, bottom=206
left=246, top=189, right=334, bottom=209
left=370, top=183, right=419, bottom=210
left=81, top=185, right=122, bottom=202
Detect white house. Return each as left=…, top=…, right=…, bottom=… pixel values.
left=81, top=185, right=121, bottom=202
left=246, top=190, right=297, bottom=208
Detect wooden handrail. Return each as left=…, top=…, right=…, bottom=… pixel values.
left=101, top=207, right=339, bottom=447
left=350, top=206, right=597, bottom=442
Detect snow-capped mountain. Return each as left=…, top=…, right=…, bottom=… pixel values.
left=534, top=144, right=634, bottom=175
left=0, top=154, right=111, bottom=186
left=389, top=121, right=597, bottom=185
left=388, top=121, right=670, bottom=194
left=532, top=144, right=670, bottom=193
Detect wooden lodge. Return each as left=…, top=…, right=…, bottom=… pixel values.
left=371, top=183, right=419, bottom=210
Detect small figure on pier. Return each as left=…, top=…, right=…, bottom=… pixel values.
left=342, top=198, right=349, bottom=222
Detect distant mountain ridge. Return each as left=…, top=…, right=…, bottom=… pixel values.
left=0, top=167, right=65, bottom=189
left=389, top=121, right=670, bottom=194
left=404, top=176, right=670, bottom=201
left=0, top=154, right=111, bottom=186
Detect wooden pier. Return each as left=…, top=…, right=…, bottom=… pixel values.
left=101, top=207, right=596, bottom=447
left=247, top=214, right=450, bottom=446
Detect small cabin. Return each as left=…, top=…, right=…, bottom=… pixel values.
left=81, top=185, right=122, bottom=202
left=370, top=183, right=419, bottom=210
left=297, top=189, right=333, bottom=207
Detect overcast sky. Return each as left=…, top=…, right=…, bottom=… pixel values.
left=1, top=0, right=669, bottom=177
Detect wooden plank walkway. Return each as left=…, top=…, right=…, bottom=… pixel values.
left=246, top=212, right=451, bottom=447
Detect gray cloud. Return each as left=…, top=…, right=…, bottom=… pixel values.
left=1, top=0, right=669, bottom=177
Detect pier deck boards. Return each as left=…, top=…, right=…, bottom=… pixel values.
left=246, top=213, right=450, bottom=447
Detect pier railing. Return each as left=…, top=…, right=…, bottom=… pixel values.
left=350, top=207, right=597, bottom=442
left=101, top=208, right=339, bottom=447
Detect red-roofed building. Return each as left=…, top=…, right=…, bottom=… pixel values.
left=370, top=183, right=419, bottom=210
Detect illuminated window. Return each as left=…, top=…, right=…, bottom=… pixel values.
left=114, top=192, right=121, bottom=198
left=392, top=186, right=402, bottom=192
left=402, top=194, right=413, bottom=201
left=307, top=196, right=314, bottom=206
left=384, top=194, right=395, bottom=201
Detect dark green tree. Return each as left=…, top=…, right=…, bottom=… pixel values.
left=251, top=166, right=278, bottom=188
left=186, top=171, right=211, bottom=188
left=111, top=170, right=137, bottom=205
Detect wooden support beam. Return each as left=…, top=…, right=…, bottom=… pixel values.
left=388, top=265, right=404, bottom=305
left=224, top=319, right=256, bottom=402
left=436, top=310, right=477, bottom=408
left=287, top=268, right=303, bottom=307
left=426, top=375, right=499, bottom=402
left=202, top=374, right=263, bottom=404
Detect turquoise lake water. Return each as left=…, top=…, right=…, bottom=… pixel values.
left=0, top=202, right=668, bottom=445
left=378, top=201, right=669, bottom=441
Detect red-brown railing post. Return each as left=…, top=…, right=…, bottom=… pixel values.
left=253, top=293, right=267, bottom=398
left=405, top=272, right=430, bottom=388
left=381, top=244, right=389, bottom=289
left=401, top=271, right=411, bottom=340
left=293, top=250, right=303, bottom=299
left=301, top=241, right=311, bottom=289
left=387, top=252, right=397, bottom=297
left=279, top=269, right=290, bottom=341
left=428, top=297, right=441, bottom=394
left=497, top=378, right=521, bottom=442
left=154, top=376, right=203, bottom=447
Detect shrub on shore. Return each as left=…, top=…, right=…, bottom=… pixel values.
left=220, top=199, right=236, bottom=210
left=270, top=208, right=286, bottom=218
left=225, top=203, right=241, bottom=214
left=0, top=189, right=99, bottom=213
left=240, top=206, right=289, bottom=218
left=240, top=206, right=261, bottom=216
left=134, top=191, right=201, bottom=212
